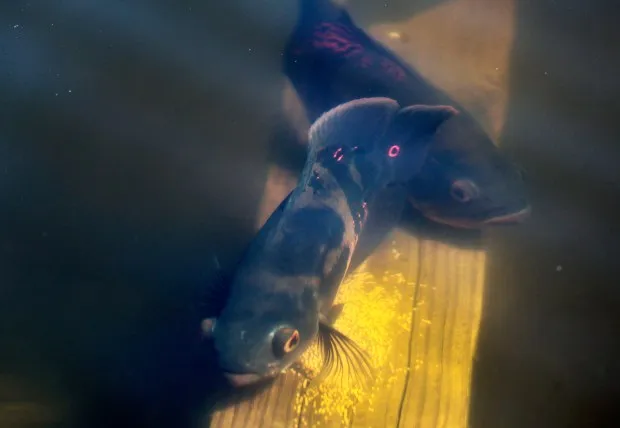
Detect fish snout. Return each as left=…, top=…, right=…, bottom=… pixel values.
left=484, top=205, right=531, bottom=225
left=223, top=372, right=264, bottom=387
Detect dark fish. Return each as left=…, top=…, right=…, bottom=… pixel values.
left=202, top=98, right=457, bottom=387
left=283, top=0, right=530, bottom=229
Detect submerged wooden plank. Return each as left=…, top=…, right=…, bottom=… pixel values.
left=395, top=240, right=485, bottom=428
left=210, top=373, right=303, bottom=428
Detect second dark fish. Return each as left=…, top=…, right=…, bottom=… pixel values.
left=284, top=0, right=530, bottom=229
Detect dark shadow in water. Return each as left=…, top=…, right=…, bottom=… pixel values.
left=470, top=1, right=620, bottom=427
left=265, top=115, right=309, bottom=175
left=0, top=1, right=297, bottom=427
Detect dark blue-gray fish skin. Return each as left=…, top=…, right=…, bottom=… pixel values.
left=283, top=0, right=530, bottom=229
left=202, top=98, right=457, bottom=387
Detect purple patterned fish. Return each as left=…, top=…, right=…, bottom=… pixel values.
left=283, top=0, right=530, bottom=229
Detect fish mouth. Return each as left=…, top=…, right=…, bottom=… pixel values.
left=223, top=367, right=281, bottom=387
left=223, top=372, right=264, bottom=387
left=483, top=206, right=531, bottom=225
left=410, top=198, right=531, bottom=229
left=424, top=215, right=483, bottom=229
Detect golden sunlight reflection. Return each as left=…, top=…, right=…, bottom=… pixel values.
left=293, top=263, right=411, bottom=426
left=288, top=233, right=485, bottom=427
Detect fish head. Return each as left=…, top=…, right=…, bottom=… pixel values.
left=202, top=278, right=320, bottom=387
left=406, top=115, right=530, bottom=228
left=310, top=100, right=459, bottom=194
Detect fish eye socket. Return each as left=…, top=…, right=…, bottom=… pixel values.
left=450, top=179, right=479, bottom=203
left=272, top=327, right=300, bottom=358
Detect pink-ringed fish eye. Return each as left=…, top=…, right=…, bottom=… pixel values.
left=272, top=327, right=300, bottom=357
left=388, top=144, right=400, bottom=157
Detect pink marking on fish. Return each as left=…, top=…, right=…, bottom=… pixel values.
left=388, top=145, right=401, bottom=157
left=359, top=55, right=373, bottom=68
left=313, top=23, right=364, bottom=58
left=380, top=58, right=406, bottom=81
left=312, top=23, right=406, bottom=83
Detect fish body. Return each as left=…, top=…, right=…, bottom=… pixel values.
left=284, top=0, right=530, bottom=228
left=202, top=98, right=457, bottom=386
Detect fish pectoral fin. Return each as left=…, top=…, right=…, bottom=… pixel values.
left=323, top=303, right=345, bottom=325
left=314, top=320, right=374, bottom=388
